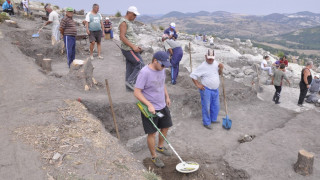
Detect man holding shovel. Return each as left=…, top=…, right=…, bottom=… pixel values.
left=44, top=4, right=60, bottom=45
left=134, top=51, right=172, bottom=168
left=190, top=49, right=224, bottom=129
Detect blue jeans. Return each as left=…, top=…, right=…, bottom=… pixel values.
left=200, top=87, right=220, bottom=125
left=105, top=29, right=113, bottom=39
left=63, top=35, right=76, bottom=68
left=170, top=47, right=183, bottom=83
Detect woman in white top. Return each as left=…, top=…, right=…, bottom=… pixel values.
left=261, top=55, right=272, bottom=75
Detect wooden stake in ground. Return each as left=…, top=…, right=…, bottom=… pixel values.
left=189, top=42, right=192, bottom=72
left=105, top=79, right=120, bottom=140
left=294, top=150, right=314, bottom=176
left=42, top=58, right=52, bottom=72
left=35, top=54, right=43, bottom=67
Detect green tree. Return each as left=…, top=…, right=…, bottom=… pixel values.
left=277, top=51, right=285, bottom=58
left=115, top=11, right=122, bottom=17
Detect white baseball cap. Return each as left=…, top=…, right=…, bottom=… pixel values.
left=105, top=17, right=109, bottom=20
left=206, top=49, right=215, bottom=59
left=170, top=22, right=176, bottom=28
left=127, top=6, right=140, bottom=16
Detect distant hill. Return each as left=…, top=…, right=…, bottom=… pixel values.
left=138, top=11, right=320, bottom=45
left=278, top=26, right=320, bottom=50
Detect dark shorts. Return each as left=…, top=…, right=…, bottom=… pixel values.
left=141, top=106, right=173, bottom=134
left=89, top=30, right=102, bottom=43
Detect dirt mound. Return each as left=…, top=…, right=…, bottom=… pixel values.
left=7, top=30, right=86, bottom=62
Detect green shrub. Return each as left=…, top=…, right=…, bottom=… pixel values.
left=0, top=12, right=10, bottom=23
left=277, top=51, right=285, bottom=58
left=115, top=11, right=122, bottom=17
left=40, top=2, right=44, bottom=6
left=159, top=26, right=164, bottom=31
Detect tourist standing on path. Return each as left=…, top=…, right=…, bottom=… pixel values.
left=134, top=51, right=172, bottom=168
left=85, top=4, right=104, bottom=60
left=59, top=8, right=77, bottom=68
left=298, top=61, right=313, bottom=106
left=164, top=22, right=178, bottom=40
left=271, top=64, right=291, bottom=104
left=2, top=0, right=14, bottom=16
left=22, top=0, right=29, bottom=14
left=44, top=4, right=60, bottom=45
left=159, top=34, right=183, bottom=84
left=190, top=49, right=224, bottom=129
left=103, top=17, right=113, bottom=39
left=119, top=6, right=145, bottom=90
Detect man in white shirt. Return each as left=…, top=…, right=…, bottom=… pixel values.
left=22, top=0, right=29, bottom=14
left=43, top=4, right=61, bottom=45
left=190, top=49, right=224, bottom=129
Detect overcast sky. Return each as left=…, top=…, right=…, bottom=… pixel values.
left=40, top=0, right=320, bottom=16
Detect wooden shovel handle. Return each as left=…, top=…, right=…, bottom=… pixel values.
left=221, top=75, right=228, bottom=116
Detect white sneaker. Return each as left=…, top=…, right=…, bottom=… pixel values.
left=98, top=56, right=104, bottom=59
left=90, top=55, right=94, bottom=60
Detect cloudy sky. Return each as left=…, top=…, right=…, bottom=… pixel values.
left=41, top=0, right=320, bottom=15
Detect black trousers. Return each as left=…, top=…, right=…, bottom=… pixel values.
left=273, top=85, right=282, bottom=103
left=3, top=8, right=14, bottom=15
left=298, top=83, right=308, bottom=105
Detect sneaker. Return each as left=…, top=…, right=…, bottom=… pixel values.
left=212, top=120, right=220, bottom=123
left=125, top=81, right=134, bottom=91
left=297, top=104, right=303, bottom=107
left=275, top=102, right=281, bottom=104
left=171, top=80, right=176, bottom=85
left=156, top=147, right=172, bottom=156
left=98, top=56, right=104, bottom=59
left=151, top=157, right=164, bottom=168
left=204, top=124, right=212, bottom=129
left=90, top=55, right=94, bottom=60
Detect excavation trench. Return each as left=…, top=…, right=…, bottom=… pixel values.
left=81, top=83, right=254, bottom=180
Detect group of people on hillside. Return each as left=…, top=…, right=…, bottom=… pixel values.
left=260, top=55, right=319, bottom=106
left=117, top=6, right=224, bottom=167
left=2, top=0, right=30, bottom=15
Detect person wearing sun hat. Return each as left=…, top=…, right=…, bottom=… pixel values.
left=164, top=22, right=178, bottom=40
left=119, top=6, right=145, bottom=91
left=60, top=7, right=77, bottom=68
left=134, top=51, right=173, bottom=168
left=103, top=17, right=113, bottom=39
left=190, top=49, right=224, bottom=129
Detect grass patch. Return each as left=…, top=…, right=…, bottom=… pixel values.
left=143, top=168, right=161, bottom=180
left=0, top=12, right=10, bottom=23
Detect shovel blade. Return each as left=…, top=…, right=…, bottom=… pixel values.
left=222, top=116, right=232, bottom=129
left=32, top=33, right=39, bottom=38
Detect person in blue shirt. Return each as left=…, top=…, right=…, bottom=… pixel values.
left=2, top=0, right=15, bottom=15
left=164, top=22, right=178, bottom=40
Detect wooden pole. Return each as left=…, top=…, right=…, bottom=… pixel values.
left=105, top=79, right=120, bottom=140
left=189, top=42, right=192, bottom=72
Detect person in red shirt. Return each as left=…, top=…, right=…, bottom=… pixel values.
left=279, top=55, right=288, bottom=67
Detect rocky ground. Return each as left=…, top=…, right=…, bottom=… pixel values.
left=0, top=7, right=320, bottom=180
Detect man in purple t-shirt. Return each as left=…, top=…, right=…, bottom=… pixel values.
left=134, top=51, right=173, bottom=168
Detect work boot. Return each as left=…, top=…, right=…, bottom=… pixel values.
left=125, top=81, right=135, bottom=91
left=204, top=124, right=212, bottom=129
left=156, top=147, right=172, bottom=156
left=272, top=93, right=276, bottom=102
left=151, top=157, right=164, bottom=168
